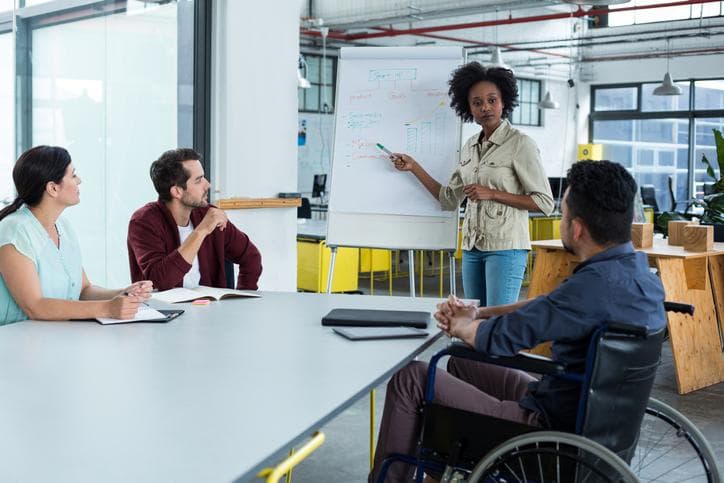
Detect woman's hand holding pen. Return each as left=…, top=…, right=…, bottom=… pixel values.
left=121, top=280, right=154, bottom=301
left=390, top=153, right=417, bottom=172
left=463, top=184, right=497, bottom=201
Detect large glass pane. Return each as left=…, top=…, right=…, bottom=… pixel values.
left=594, top=87, right=637, bottom=111
left=695, top=80, right=724, bottom=110
left=641, top=81, right=690, bottom=112
left=694, top=118, right=724, bottom=197
left=0, top=0, right=13, bottom=13
left=0, top=32, right=13, bottom=203
left=31, top=3, right=179, bottom=286
left=594, top=118, right=690, bottom=210
left=306, top=55, right=320, bottom=84
left=593, top=120, right=634, bottom=141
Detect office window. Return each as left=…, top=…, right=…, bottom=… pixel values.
left=298, top=54, right=336, bottom=113
left=510, top=78, right=540, bottom=127
left=695, top=80, right=724, bottom=110
left=695, top=117, right=724, bottom=196
left=593, top=119, right=689, bottom=211
left=594, top=87, right=637, bottom=111
left=0, top=32, right=13, bottom=203
left=641, top=82, right=690, bottom=112
left=591, top=78, right=724, bottom=207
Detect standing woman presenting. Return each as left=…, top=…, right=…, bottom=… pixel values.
left=0, top=146, right=153, bottom=324
left=391, top=63, right=553, bottom=306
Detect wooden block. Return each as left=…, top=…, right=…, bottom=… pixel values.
left=631, top=223, right=654, bottom=249
left=683, top=225, right=714, bottom=252
left=668, top=220, right=695, bottom=246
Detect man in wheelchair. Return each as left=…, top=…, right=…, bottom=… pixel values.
left=369, top=161, right=667, bottom=483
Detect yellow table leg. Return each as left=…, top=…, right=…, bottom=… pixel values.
left=369, top=389, right=376, bottom=470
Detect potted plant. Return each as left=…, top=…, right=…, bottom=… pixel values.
left=693, top=128, right=724, bottom=242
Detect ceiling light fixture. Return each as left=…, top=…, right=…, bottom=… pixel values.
left=653, top=39, right=682, bottom=96
left=538, top=91, right=560, bottom=109
left=298, top=55, right=311, bottom=89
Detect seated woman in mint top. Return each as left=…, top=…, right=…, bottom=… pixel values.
left=0, top=146, right=153, bottom=325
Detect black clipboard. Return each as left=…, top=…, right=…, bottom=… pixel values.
left=96, top=309, right=184, bottom=325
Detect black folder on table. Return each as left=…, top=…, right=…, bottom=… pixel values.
left=322, top=308, right=430, bottom=329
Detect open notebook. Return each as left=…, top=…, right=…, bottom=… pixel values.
left=151, top=286, right=261, bottom=304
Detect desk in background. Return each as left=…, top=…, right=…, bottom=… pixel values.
left=0, top=292, right=443, bottom=482
left=528, top=238, right=724, bottom=395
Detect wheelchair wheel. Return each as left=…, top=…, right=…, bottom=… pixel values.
left=467, top=431, right=638, bottom=483
left=632, top=397, right=721, bottom=483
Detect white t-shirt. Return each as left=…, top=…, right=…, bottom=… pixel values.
left=178, top=222, right=201, bottom=288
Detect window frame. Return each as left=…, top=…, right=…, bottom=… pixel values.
left=298, top=52, right=337, bottom=114
left=590, top=77, right=724, bottom=201
left=9, top=0, right=211, bottom=175
left=511, top=77, right=542, bottom=127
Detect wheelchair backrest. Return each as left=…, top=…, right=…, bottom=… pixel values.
left=576, top=323, right=665, bottom=463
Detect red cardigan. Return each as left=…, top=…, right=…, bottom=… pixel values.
left=127, top=201, right=262, bottom=290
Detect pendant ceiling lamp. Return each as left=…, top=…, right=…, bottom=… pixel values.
left=538, top=91, right=560, bottom=109
left=298, top=55, right=311, bottom=89
left=489, top=47, right=511, bottom=70
left=653, top=39, right=682, bottom=96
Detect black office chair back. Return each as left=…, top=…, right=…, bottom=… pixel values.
left=639, top=185, right=659, bottom=213
left=224, top=260, right=235, bottom=289
left=703, top=182, right=715, bottom=195
left=298, top=197, right=312, bottom=219
left=577, top=323, right=665, bottom=464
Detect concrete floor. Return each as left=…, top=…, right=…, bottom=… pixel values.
left=288, top=261, right=724, bottom=482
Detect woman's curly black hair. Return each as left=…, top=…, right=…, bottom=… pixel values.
left=448, top=61, right=519, bottom=123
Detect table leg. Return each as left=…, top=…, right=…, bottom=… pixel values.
left=709, top=255, right=724, bottom=352
left=656, top=257, right=724, bottom=394
left=527, top=249, right=577, bottom=356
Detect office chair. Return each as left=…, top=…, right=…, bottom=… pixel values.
left=298, top=197, right=312, bottom=219
left=704, top=182, right=715, bottom=196
left=640, top=184, right=660, bottom=214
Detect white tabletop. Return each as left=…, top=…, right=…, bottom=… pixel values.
left=0, top=291, right=443, bottom=482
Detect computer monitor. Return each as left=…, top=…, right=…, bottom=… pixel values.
left=312, top=174, right=327, bottom=198
left=548, top=177, right=568, bottom=201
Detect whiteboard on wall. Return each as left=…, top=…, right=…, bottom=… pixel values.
left=327, top=46, right=463, bottom=250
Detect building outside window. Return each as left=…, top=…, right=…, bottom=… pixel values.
left=591, top=79, right=724, bottom=211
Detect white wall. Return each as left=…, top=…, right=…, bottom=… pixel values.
left=590, top=54, right=724, bottom=86
left=212, top=1, right=300, bottom=291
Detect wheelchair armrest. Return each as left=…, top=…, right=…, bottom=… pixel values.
left=446, top=342, right=567, bottom=376
left=664, top=301, right=694, bottom=316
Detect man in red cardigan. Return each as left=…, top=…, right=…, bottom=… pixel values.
left=127, top=148, right=262, bottom=291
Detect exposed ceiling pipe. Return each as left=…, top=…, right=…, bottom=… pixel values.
left=369, top=26, right=573, bottom=59
left=299, top=0, right=723, bottom=42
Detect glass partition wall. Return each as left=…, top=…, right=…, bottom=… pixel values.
left=5, top=0, right=208, bottom=287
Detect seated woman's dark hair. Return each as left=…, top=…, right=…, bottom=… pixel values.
left=566, top=160, right=638, bottom=246
left=448, top=62, right=519, bottom=122
left=0, top=146, right=71, bottom=222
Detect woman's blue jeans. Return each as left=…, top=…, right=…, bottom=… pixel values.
left=461, top=248, right=528, bottom=307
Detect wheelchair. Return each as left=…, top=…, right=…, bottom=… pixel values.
left=377, top=302, right=721, bottom=483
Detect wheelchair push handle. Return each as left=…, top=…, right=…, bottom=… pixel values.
left=664, top=301, right=694, bottom=315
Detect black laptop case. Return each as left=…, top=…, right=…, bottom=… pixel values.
left=322, top=308, right=430, bottom=329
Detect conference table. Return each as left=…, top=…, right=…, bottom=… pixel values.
left=0, top=292, right=443, bottom=482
